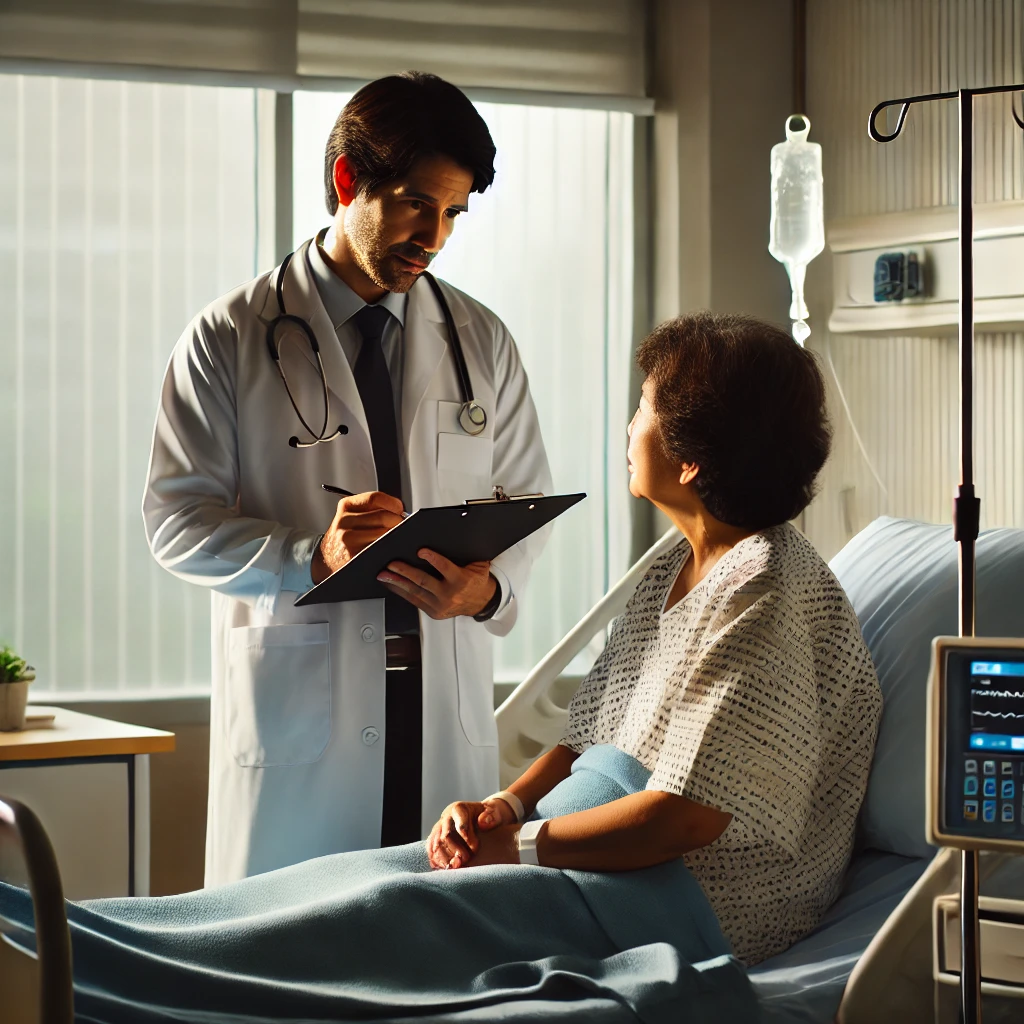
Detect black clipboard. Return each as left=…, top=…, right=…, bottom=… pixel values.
left=295, top=492, right=586, bottom=606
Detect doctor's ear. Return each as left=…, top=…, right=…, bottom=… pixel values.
left=332, top=155, right=359, bottom=208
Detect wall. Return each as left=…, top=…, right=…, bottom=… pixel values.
left=803, top=0, right=1024, bottom=558
left=651, top=0, right=794, bottom=326
left=643, top=0, right=794, bottom=545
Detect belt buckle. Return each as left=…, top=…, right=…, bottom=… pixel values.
left=385, top=633, right=421, bottom=670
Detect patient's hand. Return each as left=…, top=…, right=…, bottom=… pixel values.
left=428, top=797, right=519, bottom=869
left=461, top=823, right=519, bottom=867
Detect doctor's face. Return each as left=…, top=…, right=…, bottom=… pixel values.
left=343, top=154, right=473, bottom=294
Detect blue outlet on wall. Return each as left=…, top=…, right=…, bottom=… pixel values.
left=874, top=251, right=923, bottom=302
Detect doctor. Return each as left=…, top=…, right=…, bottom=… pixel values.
left=144, top=71, right=552, bottom=886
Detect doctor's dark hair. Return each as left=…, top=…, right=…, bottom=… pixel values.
left=323, top=71, right=496, bottom=213
left=636, top=312, right=832, bottom=530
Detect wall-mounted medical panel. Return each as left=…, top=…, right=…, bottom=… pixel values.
left=828, top=200, right=1024, bottom=335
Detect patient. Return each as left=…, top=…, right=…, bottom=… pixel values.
left=428, top=311, right=883, bottom=966
left=0, top=314, right=881, bottom=1021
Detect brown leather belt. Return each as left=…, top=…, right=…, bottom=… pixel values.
left=385, top=634, right=422, bottom=669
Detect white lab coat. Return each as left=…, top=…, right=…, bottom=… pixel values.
left=143, top=240, right=552, bottom=887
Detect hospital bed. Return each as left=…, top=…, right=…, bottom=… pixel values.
left=3, top=515, right=1024, bottom=1023
left=497, top=514, right=1024, bottom=1023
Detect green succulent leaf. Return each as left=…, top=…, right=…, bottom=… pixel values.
left=0, top=644, right=32, bottom=683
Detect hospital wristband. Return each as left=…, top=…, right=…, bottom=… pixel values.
left=516, top=819, right=546, bottom=865
left=485, top=790, right=526, bottom=823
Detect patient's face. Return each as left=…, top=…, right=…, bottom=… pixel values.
left=627, top=381, right=680, bottom=502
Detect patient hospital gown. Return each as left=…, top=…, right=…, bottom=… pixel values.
left=561, top=523, right=882, bottom=965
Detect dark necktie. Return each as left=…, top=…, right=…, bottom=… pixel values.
left=352, top=305, right=402, bottom=501
left=351, top=305, right=417, bottom=637
left=352, top=306, right=421, bottom=848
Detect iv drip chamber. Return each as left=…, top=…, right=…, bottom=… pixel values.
left=769, top=115, right=824, bottom=345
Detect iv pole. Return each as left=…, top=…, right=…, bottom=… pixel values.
left=868, top=84, right=1024, bottom=1024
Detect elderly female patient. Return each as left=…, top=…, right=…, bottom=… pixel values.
left=429, top=311, right=882, bottom=966
left=0, top=313, right=881, bottom=1021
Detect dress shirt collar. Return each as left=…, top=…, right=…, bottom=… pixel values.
left=307, top=229, right=407, bottom=330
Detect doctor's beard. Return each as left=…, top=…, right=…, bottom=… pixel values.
left=347, top=213, right=437, bottom=294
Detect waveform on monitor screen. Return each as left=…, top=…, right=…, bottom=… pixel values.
left=973, top=710, right=1024, bottom=720
left=971, top=689, right=1024, bottom=700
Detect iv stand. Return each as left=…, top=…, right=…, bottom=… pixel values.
left=868, top=84, right=1024, bottom=1024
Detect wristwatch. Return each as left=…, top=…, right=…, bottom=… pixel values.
left=473, top=575, right=502, bottom=621
left=516, top=819, right=546, bottom=865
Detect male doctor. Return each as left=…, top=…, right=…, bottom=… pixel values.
left=144, top=71, right=552, bottom=886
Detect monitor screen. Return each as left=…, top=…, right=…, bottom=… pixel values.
left=968, top=660, right=1024, bottom=752
left=943, top=649, right=1024, bottom=841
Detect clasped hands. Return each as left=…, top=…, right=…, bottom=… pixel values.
left=427, top=797, right=522, bottom=870
left=311, top=491, right=497, bottom=618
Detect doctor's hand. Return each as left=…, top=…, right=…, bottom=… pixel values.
left=377, top=550, right=497, bottom=620
left=427, top=796, right=519, bottom=869
left=312, top=491, right=405, bottom=584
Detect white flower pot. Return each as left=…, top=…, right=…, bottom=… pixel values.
left=0, top=679, right=31, bottom=731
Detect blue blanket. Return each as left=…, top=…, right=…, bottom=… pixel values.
left=0, top=744, right=756, bottom=1023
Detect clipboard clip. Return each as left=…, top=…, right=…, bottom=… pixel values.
left=464, top=485, right=545, bottom=506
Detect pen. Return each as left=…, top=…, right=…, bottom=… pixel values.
left=321, top=483, right=410, bottom=518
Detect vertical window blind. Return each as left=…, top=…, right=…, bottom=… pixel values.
left=294, top=94, right=635, bottom=682
left=0, top=73, right=259, bottom=695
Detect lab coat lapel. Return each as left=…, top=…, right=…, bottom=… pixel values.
left=286, top=242, right=370, bottom=442
left=401, top=276, right=468, bottom=454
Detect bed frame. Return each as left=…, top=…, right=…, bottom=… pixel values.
left=0, top=796, right=73, bottom=1024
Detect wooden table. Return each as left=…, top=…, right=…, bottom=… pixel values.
left=0, top=706, right=175, bottom=896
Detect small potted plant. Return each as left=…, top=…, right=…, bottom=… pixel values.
left=0, top=644, right=36, bottom=731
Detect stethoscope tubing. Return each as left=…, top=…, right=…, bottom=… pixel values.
left=266, top=241, right=486, bottom=447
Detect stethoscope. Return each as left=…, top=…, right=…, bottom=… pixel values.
left=265, top=239, right=488, bottom=449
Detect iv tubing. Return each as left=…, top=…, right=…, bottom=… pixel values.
left=823, top=332, right=889, bottom=506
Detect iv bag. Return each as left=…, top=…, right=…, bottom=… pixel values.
left=769, top=115, right=824, bottom=346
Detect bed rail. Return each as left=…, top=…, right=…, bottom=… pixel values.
left=496, top=526, right=680, bottom=787
left=0, top=795, right=73, bottom=1024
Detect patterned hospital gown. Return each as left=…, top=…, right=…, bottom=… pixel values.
left=561, top=523, right=882, bottom=965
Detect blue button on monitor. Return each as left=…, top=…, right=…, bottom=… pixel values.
left=983, top=800, right=997, bottom=823
left=984, top=760, right=997, bottom=775
left=983, top=778, right=997, bottom=797
left=1002, top=804, right=1015, bottom=823
left=1002, top=780, right=1015, bottom=799
left=965, top=776, right=979, bottom=796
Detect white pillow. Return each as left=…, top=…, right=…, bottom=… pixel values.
left=829, top=517, right=1024, bottom=859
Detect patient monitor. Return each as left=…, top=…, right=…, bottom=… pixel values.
left=928, top=636, right=1024, bottom=852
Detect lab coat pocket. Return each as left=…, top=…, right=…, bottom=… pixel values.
left=453, top=616, right=498, bottom=748
left=226, top=622, right=332, bottom=768
left=437, top=426, right=492, bottom=504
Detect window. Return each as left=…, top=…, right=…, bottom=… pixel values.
left=0, top=74, right=258, bottom=695
left=293, top=94, right=635, bottom=681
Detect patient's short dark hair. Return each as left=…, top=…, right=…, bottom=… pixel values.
left=323, top=71, right=496, bottom=214
left=637, top=312, right=832, bottom=529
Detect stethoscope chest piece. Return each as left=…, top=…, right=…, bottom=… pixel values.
left=459, top=400, right=488, bottom=436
